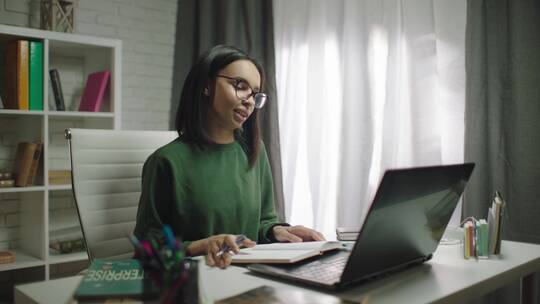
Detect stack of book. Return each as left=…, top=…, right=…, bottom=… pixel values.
left=0, top=251, right=15, bottom=265
left=2, top=39, right=43, bottom=111
left=463, top=191, right=505, bottom=259
left=14, top=142, right=43, bottom=187
left=336, top=227, right=359, bottom=241
left=0, top=172, right=14, bottom=188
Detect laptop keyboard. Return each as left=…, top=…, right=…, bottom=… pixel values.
left=286, top=252, right=348, bottom=283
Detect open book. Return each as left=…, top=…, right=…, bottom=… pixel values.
left=231, top=241, right=343, bottom=264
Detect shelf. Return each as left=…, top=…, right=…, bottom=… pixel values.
left=0, top=250, right=45, bottom=271
left=48, top=251, right=88, bottom=265
left=47, top=111, right=114, bottom=118
left=0, top=186, right=45, bottom=193
left=0, top=24, right=119, bottom=48
left=48, top=184, right=72, bottom=191
left=0, top=109, right=45, bottom=116
left=0, top=23, right=121, bottom=279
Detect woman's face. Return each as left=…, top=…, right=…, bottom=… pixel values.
left=207, top=60, right=261, bottom=140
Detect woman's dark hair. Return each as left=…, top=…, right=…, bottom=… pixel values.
left=175, top=45, right=265, bottom=168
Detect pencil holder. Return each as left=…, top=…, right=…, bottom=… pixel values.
left=160, top=258, right=199, bottom=304
left=131, top=225, right=200, bottom=303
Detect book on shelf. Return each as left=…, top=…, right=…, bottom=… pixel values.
left=29, top=41, right=43, bottom=111
left=49, top=169, right=71, bottom=185
left=0, top=172, right=13, bottom=180
left=73, top=259, right=159, bottom=302
left=49, top=69, right=65, bottom=111
left=14, top=142, right=42, bottom=187
left=0, top=180, right=15, bottom=188
left=26, top=142, right=42, bottom=186
left=79, top=70, right=110, bottom=112
left=0, top=251, right=16, bottom=265
left=231, top=241, right=343, bottom=264
left=3, top=40, right=29, bottom=110
left=216, top=285, right=355, bottom=304
left=50, top=238, right=85, bottom=254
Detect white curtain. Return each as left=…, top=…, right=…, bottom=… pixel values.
left=273, top=0, right=467, bottom=239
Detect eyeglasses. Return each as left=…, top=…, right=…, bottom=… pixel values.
left=216, top=75, right=268, bottom=109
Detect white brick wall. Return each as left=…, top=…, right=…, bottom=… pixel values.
left=73, top=0, right=178, bottom=130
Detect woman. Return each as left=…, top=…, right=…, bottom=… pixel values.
left=134, top=45, right=324, bottom=268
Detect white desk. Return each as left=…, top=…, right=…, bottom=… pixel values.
left=14, top=240, right=540, bottom=303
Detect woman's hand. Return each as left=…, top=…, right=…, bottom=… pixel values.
left=272, top=225, right=326, bottom=242
left=186, top=234, right=256, bottom=269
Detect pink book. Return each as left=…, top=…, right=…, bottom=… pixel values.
left=79, top=70, right=110, bottom=112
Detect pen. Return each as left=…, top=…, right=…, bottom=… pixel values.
left=216, top=235, right=247, bottom=257
left=162, top=224, right=177, bottom=251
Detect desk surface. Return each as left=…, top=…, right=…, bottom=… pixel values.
left=14, top=240, right=540, bottom=304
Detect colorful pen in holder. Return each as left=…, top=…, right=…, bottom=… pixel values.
left=129, top=225, right=199, bottom=304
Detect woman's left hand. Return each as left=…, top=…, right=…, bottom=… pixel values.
left=272, top=225, right=326, bottom=242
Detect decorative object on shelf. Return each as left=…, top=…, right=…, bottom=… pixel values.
left=79, top=70, right=110, bottom=112
left=40, top=0, right=77, bottom=33
left=131, top=225, right=200, bottom=303
left=0, top=251, right=16, bottom=264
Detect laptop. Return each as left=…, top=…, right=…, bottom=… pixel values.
left=248, top=163, right=475, bottom=290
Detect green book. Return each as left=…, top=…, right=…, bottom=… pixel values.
left=477, top=219, right=489, bottom=258
left=73, top=259, right=159, bottom=301
left=29, top=41, right=43, bottom=111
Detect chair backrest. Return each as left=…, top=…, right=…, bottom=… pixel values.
left=66, top=128, right=177, bottom=261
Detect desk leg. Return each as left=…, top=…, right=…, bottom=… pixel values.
left=521, top=273, right=537, bottom=304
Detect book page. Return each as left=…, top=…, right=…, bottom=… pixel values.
left=250, top=241, right=342, bottom=251
left=232, top=250, right=316, bottom=263
left=231, top=241, right=343, bottom=264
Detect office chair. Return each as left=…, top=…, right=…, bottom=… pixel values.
left=66, top=128, right=177, bottom=261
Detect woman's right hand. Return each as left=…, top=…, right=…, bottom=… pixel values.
left=186, top=234, right=256, bottom=269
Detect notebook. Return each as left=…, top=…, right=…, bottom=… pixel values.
left=248, top=163, right=475, bottom=290
left=73, top=259, right=158, bottom=301
left=232, top=241, right=342, bottom=264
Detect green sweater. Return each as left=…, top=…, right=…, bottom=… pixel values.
left=134, top=138, right=281, bottom=249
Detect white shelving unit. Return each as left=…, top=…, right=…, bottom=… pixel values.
left=0, top=24, right=121, bottom=281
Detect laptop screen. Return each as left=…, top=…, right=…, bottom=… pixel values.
left=341, top=163, right=474, bottom=283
